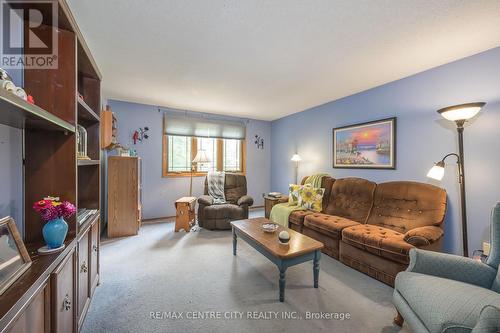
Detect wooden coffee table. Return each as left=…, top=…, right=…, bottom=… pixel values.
left=231, top=218, right=324, bottom=302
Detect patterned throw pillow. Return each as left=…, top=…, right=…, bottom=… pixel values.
left=288, top=184, right=303, bottom=205
left=298, top=186, right=325, bottom=212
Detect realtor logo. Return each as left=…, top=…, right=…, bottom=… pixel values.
left=1, top=0, right=58, bottom=69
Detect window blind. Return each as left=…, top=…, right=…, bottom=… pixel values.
left=163, top=114, right=246, bottom=140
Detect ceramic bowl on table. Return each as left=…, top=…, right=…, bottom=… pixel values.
left=262, top=223, right=279, bottom=233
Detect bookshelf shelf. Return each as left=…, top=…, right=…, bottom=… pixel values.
left=78, top=159, right=100, bottom=166
left=77, top=95, right=100, bottom=123
left=0, top=88, right=75, bottom=133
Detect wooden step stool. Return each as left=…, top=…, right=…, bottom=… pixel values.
left=175, top=197, right=197, bottom=232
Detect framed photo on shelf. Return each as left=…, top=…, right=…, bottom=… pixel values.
left=333, top=117, right=396, bottom=169
left=0, top=216, right=32, bottom=295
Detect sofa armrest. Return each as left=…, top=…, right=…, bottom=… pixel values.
left=198, top=195, right=214, bottom=206
left=404, top=226, right=443, bottom=246
left=407, top=249, right=497, bottom=289
left=473, top=305, right=500, bottom=333
left=237, top=195, right=254, bottom=207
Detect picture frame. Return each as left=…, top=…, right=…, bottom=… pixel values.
left=333, top=117, right=396, bottom=169
left=0, top=216, right=32, bottom=296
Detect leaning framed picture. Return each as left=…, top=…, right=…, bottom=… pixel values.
left=0, top=216, right=32, bottom=295
left=333, top=117, right=396, bottom=169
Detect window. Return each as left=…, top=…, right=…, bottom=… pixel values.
left=223, top=139, right=242, bottom=172
left=163, top=136, right=245, bottom=176
left=196, top=137, right=217, bottom=172
left=167, top=136, right=192, bottom=172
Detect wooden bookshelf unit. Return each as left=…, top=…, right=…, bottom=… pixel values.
left=0, top=1, right=102, bottom=332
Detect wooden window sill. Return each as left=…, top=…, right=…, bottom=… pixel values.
left=162, top=171, right=246, bottom=178
left=163, top=172, right=205, bottom=178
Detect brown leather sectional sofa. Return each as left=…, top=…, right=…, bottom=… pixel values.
left=287, top=176, right=447, bottom=286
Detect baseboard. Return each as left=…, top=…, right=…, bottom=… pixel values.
left=141, top=216, right=175, bottom=224
left=141, top=205, right=263, bottom=224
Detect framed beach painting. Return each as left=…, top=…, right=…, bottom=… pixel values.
left=333, top=117, right=396, bottom=169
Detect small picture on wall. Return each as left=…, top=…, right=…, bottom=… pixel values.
left=333, top=117, right=396, bottom=169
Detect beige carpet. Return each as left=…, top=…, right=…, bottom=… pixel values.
left=82, top=211, right=411, bottom=333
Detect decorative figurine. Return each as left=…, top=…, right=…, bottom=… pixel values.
left=278, top=230, right=290, bottom=245
left=77, top=125, right=90, bottom=160
left=0, top=67, right=30, bottom=102
left=0, top=68, right=12, bottom=81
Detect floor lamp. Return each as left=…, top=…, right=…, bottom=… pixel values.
left=291, top=154, right=301, bottom=184
left=189, top=150, right=211, bottom=197
left=426, top=102, right=485, bottom=257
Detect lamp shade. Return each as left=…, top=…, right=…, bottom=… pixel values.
left=437, top=102, right=485, bottom=121
left=291, top=154, right=301, bottom=162
left=427, top=162, right=445, bottom=181
left=192, top=150, right=211, bottom=164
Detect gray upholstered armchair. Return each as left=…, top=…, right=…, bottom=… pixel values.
left=197, top=173, right=253, bottom=230
left=393, top=202, right=500, bottom=333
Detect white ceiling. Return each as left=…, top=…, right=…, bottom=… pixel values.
left=68, top=0, right=500, bottom=121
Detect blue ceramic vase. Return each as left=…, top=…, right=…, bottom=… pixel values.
left=42, top=217, right=68, bottom=249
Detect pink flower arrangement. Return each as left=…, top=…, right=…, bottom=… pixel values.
left=33, top=196, right=76, bottom=222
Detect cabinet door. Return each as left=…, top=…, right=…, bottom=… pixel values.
left=7, top=281, right=50, bottom=333
left=77, top=231, right=90, bottom=329
left=108, top=157, right=139, bottom=237
left=90, top=219, right=100, bottom=296
left=51, top=249, right=75, bottom=333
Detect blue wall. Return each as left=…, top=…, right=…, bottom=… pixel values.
left=107, top=100, right=271, bottom=219
left=0, top=124, right=23, bottom=233
left=0, top=7, right=24, bottom=234
left=271, top=46, right=500, bottom=255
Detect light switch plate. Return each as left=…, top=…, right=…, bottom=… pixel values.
left=483, top=242, right=491, bottom=256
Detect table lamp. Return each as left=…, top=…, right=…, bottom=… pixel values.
left=189, top=150, right=211, bottom=197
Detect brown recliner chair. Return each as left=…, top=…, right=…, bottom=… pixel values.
left=197, top=173, right=254, bottom=230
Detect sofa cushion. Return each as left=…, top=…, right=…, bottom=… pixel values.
left=304, top=213, right=360, bottom=238
left=366, top=181, right=447, bottom=233
left=319, top=176, right=335, bottom=212
left=395, top=272, right=500, bottom=333
left=342, top=224, right=414, bottom=264
left=323, top=178, right=376, bottom=223
left=203, top=204, right=246, bottom=219
left=224, top=174, right=248, bottom=204
left=203, top=173, right=247, bottom=205
left=288, top=210, right=314, bottom=226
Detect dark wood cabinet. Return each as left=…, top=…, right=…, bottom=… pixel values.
left=0, top=1, right=101, bottom=332
left=90, top=220, right=100, bottom=296
left=51, top=249, right=75, bottom=333
left=77, top=230, right=90, bottom=330
left=6, top=281, right=50, bottom=333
